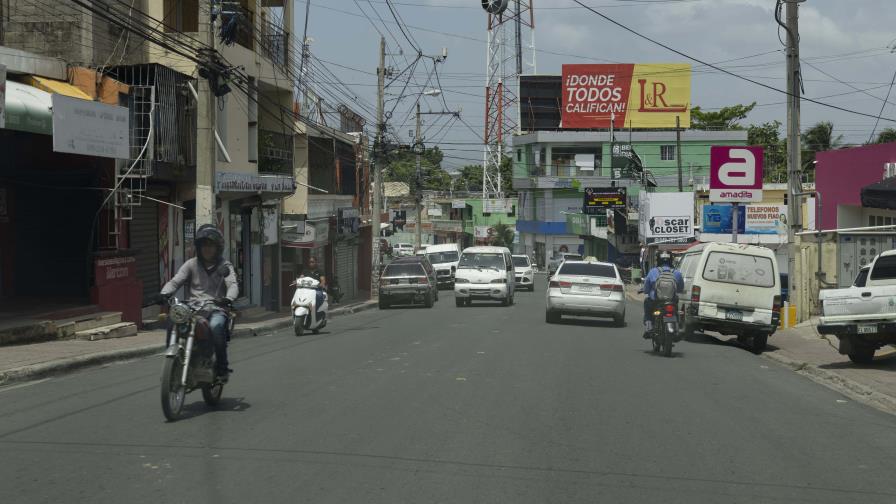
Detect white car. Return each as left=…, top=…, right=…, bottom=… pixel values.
left=425, top=243, right=461, bottom=288
left=512, top=254, right=535, bottom=291
left=454, top=246, right=515, bottom=307
left=393, top=243, right=414, bottom=257
left=545, top=260, right=625, bottom=326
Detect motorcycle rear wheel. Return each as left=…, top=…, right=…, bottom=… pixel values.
left=662, top=331, right=673, bottom=357
left=202, top=383, right=223, bottom=406
left=161, top=356, right=186, bottom=421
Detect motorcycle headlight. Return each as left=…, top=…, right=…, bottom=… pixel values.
left=169, top=304, right=192, bottom=325
left=455, top=277, right=470, bottom=284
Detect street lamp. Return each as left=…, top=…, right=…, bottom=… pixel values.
left=422, top=89, right=442, bottom=97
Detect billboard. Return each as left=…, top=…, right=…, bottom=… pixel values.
left=701, top=204, right=745, bottom=234
left=51, top=94, right=129, bottom=159
left=561, top=63, right=691, bottom=129
left=744, top=204, right=787, bottom=235
left=709, top=146, right=764, bottom=203
left=583, top=187, right=626, bottom=214
left=638, top=191, right=695, bottom=241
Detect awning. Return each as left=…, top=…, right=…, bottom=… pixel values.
left=24, top=75, right=92, bottom=100
left=3, top=81, right=52, bottom=135
left=861, top=177, right=896, bottom=210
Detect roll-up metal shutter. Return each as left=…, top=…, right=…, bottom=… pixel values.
left=131, top=201, right=160, bottom=305
left=335, top=242, right=356, bottom=302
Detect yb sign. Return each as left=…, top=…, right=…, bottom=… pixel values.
left=710, top=146, right=763, bottom=202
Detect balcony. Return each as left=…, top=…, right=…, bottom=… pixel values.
left=259, top=22, right=288, bottom=66
left=258, top=129, right=293, bottom=175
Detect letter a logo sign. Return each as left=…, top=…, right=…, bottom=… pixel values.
left=709, top=146, right=763, bottom=203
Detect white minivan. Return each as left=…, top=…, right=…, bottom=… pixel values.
left=454, top=246, right=515, bottom=307
left=677, top=242, right=782, bottom=352
left=425, top=243, right=461, bottom=288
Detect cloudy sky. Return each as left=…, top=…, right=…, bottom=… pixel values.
left=297, top=0, right=896, bottom=169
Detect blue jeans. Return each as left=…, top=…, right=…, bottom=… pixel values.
left=208, top=312, right=230, bottom=374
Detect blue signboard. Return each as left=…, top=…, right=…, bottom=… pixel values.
left=702, top=204, right=745, bottom=234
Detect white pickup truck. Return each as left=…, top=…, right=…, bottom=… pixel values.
left=818, top=249, right=896, bottom=364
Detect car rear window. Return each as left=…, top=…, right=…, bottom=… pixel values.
left=428, top=251, right=459, bottom=264
left=563, top=254, right=583, bottom=261
left=512, top=256, right=530, bottom=267
left=383, top=263, right=425, bottom=277
left=702, top=251, right=775, bottom=287
left=558, top=263, right=616, bottom=278
left=870, top=255, right=896, bottom=281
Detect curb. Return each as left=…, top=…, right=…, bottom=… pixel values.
left=762, top=350, right=896, bottom=416
left=0, top=300, right=379, bottom=388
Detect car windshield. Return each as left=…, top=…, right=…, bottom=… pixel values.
left=382, top=263, right=425, bottom=277
left=428, top=251, right=459, bottom=264
left=702, top=251, right=775, bottom=287
left=558, top=262, right=616, bottom=278
left=512, top=256, right=530, bottom=267
left=458, top=253, right=505, bottom=270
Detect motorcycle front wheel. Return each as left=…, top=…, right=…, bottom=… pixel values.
left=161, top=356, right=186, bottom=421
left=294, top=316, right=306, bottom=337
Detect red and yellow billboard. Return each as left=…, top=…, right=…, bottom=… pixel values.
left=561, top=63, right=691, bottom=129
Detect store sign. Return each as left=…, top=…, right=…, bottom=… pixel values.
left=216, top=172, right=295, bottom=193
left=709, top=146, right=764, bottom=203
left=583, top=186, right=626, bottom=214
left=744, top=204, right=787, bottom=234
left=701, top=204, right=745, bottom=234
left=51, top=94, right=129, bottom=159
left=337, top=207, right=360, bottom=236
left=451, top=199, right=466, bottom=209
left=474, top=226, right=492, bottom=239
left=639, top=191, right=695, bottom=240
left=0, top=64, right=6, bottom=129
left=427, top=206, right=443, bottom=217
left=561, top=63, right=691, bottom=129
left=611, top=143, right=644, bottom=178
left=483, top=199, right=513, bottom=214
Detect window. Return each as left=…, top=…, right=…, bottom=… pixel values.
left=382, top=263, right=426, bottom=277
left=458, top=253, right=505, bottom=270
left=164, top=0, right=199, bottom=32
left=512, top=256, right=530, bottom=268
left=870, top=216, right=876, bottom=227
left=427, top=251, right=458, bottom=264
left=886, top=217, right=894, bottom=226
left=550, top=146, right=602, bottom=177
left=702, top=251, right=775, bottom=287
left=870, top=255, right=896, bottom=281
left=558, top=262, right=617, bottom=278
left=517, top=149, right=522, bottom=162
left=660, top=145, right=676, bottom=161
left=853, top=267, right=869, bottom=287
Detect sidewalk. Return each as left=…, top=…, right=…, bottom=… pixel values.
left=0, top=300, right=377, bottom=387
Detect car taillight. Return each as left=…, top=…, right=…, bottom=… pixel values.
left=549, top=280, right=572, bottom=288
left=418, top=276, right=429, bottom=284
left=600, top=284, right=624, bottom=292
left=772, top=294, right=781, bottom=313
left=691, top=285, right=701, bottom=303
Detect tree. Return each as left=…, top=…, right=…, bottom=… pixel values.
left=384, top=146, right=452, bottom=192
left=802, top=121, right=843, bottom=167
left=691, top=102, right=756, bottom=130
left=747, top=121, right=786, bottom=182
left=874, top=128, right=896, bottom=144
left=489, top=222, right=515, bottom=248
left=454, top=156, right=514, bottom=194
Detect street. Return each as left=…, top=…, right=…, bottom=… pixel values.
left=3, top=279, right=896, bottom=503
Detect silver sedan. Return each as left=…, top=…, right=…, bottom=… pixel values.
left=545, top=260, right=626, bottom=326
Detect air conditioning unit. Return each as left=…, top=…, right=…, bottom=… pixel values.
left=885, top=162, right=896, bottom=179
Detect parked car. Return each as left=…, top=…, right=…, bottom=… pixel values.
left=512, top=254, right=535, bottom=291
left=819, top=251, right=896, bottom=364
left=425, top=243, right=461, bottom=288
left=378, top=260, right=438, bottom=309
left=677, top=242, right=781, bottom=353
left=391, top=256, right=439, bottom=301
left=454, top=246, right=515, bottom=307
left=548, top=252, right=583, bottom=276
left=393, top=243, right=414, bottom=257
left=545, top=260, right=625, bottom=325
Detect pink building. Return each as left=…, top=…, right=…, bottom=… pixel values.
left=815, top=143, right=896, bottom=231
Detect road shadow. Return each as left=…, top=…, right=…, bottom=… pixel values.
left=553, top=317, right=624, bottom=329
left=180, top=396, right=252, bottom=419
left=684, top=332, right=778, bottom=355
left=819, top=354, right=896, bottom=371
left=640, top=349, right=685, bottom=358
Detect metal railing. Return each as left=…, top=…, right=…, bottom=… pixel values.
left=258, top=129, right=293, bottom=175
left=259, top=22, right=288, bottom=66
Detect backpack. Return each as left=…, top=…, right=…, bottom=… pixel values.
left=654, top=267, right=678, bottom=301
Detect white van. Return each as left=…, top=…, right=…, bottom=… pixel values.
left=454, top=246, right=515, bottom=307
left=425, top=243, right=461, bottom=288
left=677, top=242, right=781, bottom=352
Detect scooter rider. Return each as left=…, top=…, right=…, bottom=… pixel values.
left=642, top=250, right=684, bottom=339
left=300, top=256, right=327, bottom=318
left=161, top=224, right=238, bottom=381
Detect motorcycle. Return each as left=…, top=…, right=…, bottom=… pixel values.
left=649, top=299, right=680, bottom=357
left=291, top=276, right=329, bottom=336
left=160, top=297, right=235, bottom=421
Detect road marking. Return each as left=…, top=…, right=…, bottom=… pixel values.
left=456, top=377, right=467, bottom=381
left=0, top=378, right=51, bottom=393
left=477, top=351, right=485, bottom=354
left=836, top=399, right=848, bottom=403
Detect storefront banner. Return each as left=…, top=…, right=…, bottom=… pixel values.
left=701, top=204, right=745, bottom=234
left=745, top=204, right=787, bottom=235
left=639, top=191, right=695, bottom=240
left=562, top=63, right=691, bottom=129
left=216, top=172, right=295, bottom=193
left=483, top=199, right=513, bottom=214
left=51, top=94, right=129, bottom=159
left=427, top=206, right=443, bottom=217
left=452, top=199, right=466, bottom=209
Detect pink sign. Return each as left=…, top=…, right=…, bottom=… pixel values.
left=709, top=146, right=764, bottom=203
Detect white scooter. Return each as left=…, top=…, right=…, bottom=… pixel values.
left=291, top=276, right=328, bottom=336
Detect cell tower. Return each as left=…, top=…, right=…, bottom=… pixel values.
left=481, top=0, right=535, bottom=200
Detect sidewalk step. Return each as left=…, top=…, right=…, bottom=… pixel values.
left=0, top=320, right=54, bottom=346
left=55, top=312, right=123, bottom=338
left=74, top=322, right=138, bottom=341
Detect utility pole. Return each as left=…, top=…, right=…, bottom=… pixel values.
left=371, top=36, right=386, bottom=300
left=415, top=102, right=423, bottom=250
left=676, top=115, right=683, bottom=192
left=196, top=5, right=217, bottom=226
left=785, top=0, right=802, bottom=319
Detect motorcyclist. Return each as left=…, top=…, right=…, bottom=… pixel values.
left=300, top=256, right=327, bottom=317
left=161, top=224, right=238, bottom=381
left=642, top=250, right=684, bottom=339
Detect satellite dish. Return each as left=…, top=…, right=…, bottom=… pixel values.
left=481, top=0, right=509, bottom=14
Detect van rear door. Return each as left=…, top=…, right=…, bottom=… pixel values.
left=700, top=250, right=778, bottom=323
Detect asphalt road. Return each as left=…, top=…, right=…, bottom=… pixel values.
left=3, top=278, right=896, bottom=503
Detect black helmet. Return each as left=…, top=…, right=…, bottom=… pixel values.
left=195, top=224, right=224, bottom=259
left=656, top=250, right=672, bottom=267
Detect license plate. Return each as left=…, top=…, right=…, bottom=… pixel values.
left=575, top=285, right=594, bottom=293
left=858, top=324, right=878, bottom=334
left=725, top=310, right=743, bottom=321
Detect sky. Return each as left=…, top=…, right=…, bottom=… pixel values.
left=296, top=0, right=896, bottom=170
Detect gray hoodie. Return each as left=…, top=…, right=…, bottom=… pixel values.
left=161, top=258, right=239, bottom=308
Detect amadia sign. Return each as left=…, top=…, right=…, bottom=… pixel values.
left=639, top=191, right=695, bottom=241
left=562, top=63, right=691, bottom=129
